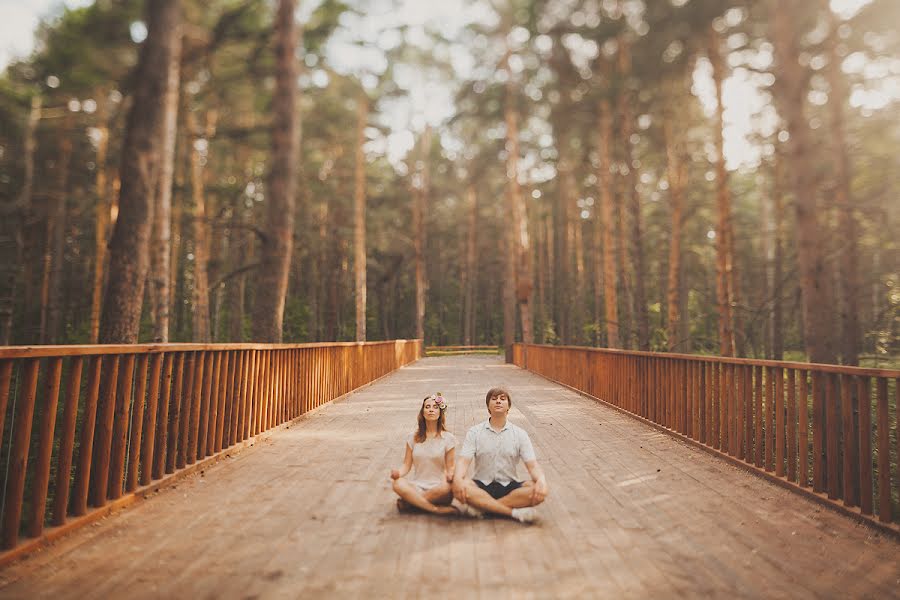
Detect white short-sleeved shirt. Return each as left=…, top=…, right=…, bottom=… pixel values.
left=460, top=420, right=536, bottom=485
left=406, top=431, right=457, bottom=491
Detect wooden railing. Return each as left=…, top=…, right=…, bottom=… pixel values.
left=513, top=343, right=900, bottom=529
left=0, top=340, right=421, bottom=556
left=425, top=345, right=500, bottom=355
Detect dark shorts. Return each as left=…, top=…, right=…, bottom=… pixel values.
left=475, top=480, right=523, bottom=500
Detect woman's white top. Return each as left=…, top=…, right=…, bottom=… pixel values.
left=406, top=431, right=457, bottom=490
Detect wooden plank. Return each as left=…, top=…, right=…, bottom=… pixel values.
left=132, top=354, right=159, bottom=488
left=234, top=352, right=248, bottom=443
left=176, top=352, right=197, bottom=470
left=704, top=362, right=712, bottom=447
left=27, top=358, right=63, bottom=538
left=0, top=361, right=13, bottom=450
left=215, top=351, right=230, bottom=452
left=1, top=358, right=40, bottom=549
left=857, top=377, right=873, bottom=515
left=735, top=364, right=744, bottom=460
left=220, top=351, right=235, bottom=450
left=125, top=354, right=150, bottom=493
left=896, top=377, right=900, bottom=524
left=89, top=355, right=120, bottom=508
left=812, top=372, right=823, bottom=492
left=243, top=350, right=256, bottom=440
left=875, top=377, right=891, bottom=522
left=51, top=357, right=83, bottom=526
left=765, top=366, right=774, bottom=472
left=798, top=372, right=810, bottom=488
left=841, top=374, right=858, bottom=507
left=203, top=352, right=221, bottom=457
left=713, top=363, right=721, bottom=450
left=261, top=351, right=271, bottom=433
left=71, top=356, right=102, bottom=516
left=197, top=352, right=216, bottom=461
left=108, top=354, right=136, bottom=500
left=754, top=365, right=763, bottom=468
left=775, top=367, right=784, bottom=478
left=212, top=351, right=227, bottom=453
left=167, top=353, right=187, bottom=473
left=826, top=373, right=840, bottom=500
left=152, top=353, right=175, bottom=480
left=222, top=352, right=236, bottom=447
left=786, top=369, right=797, bottom=482
left=186, top=351, right=206, bottom=465
left=743, top=365, right=753, bottom=464
left=693, top=361, right=700, bottom=441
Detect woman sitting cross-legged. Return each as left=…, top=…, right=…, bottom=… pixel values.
left=390, top=393, right=458, bottom=516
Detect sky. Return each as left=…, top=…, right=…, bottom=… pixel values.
left=0, top=0, right=887, bottom=171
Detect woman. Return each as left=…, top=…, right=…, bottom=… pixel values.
left=390, top=393, right=457, bottom=515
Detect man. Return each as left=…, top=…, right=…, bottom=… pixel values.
left=452, top=387, right=549, bottom=523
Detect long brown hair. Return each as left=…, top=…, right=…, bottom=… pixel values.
left=414, top=396, right=448, bottom=443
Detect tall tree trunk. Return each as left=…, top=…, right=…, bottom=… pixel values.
left=413, top=127, right=431, bottom=344
left=149, top=36, right=181, bottom=342
left=100, top=0, right=181, bottom=344
left=227, top=208, right=248, bottom=342
left=590, top=203, right=602, bottom=346
left=597, top=96, right=619, bottom=348
left=823, top=3, right=860, bottom=365
left=535, top=211, right=547, bottom=343
left=310, top=200, right=325, bottom=340
left=617, top=40, right=649, bottom=349
left=544, top=213, right=554, bottom=342
left=89, top=96, right=110, bottom=344
left=760, top=165, right=772, bottom=358
left=188, top=110, right=215, bottom=342
left=251, top=0, right=299, bottom=343
left=504, top=67, right=532, bottom=356
left=709, top=26, right=737, bottom=357
left=45, top=114, right=73, bottom=343
left=0, top=97, right=40, bottom=345
left=615, top=186, right=632, bottom=348
left=555, top=145, right=572, bottom=344
left=772, top=147, right=785, bottom=360
left=354, top=94, right=368, bottom=342
left=768, top=0, right=837, bottom=364
left=664, top=119, right=687, bottom=352
left=462, top=185, right=477, bottom=346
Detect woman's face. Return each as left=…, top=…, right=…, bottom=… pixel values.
left=422, top=399, right=441, bottom=422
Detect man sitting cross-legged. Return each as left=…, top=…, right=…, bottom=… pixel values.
left=451, top=387, right=549, bottom=524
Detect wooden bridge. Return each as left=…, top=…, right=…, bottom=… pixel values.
left=0, top=343, right=898, bottom=597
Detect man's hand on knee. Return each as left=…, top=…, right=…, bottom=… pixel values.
left=452, top=478, right=468, bottom=503
left=531, top=479, right=548, bottom=505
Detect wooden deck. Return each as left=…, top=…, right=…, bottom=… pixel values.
left=1, top=355, right=898, bottom=598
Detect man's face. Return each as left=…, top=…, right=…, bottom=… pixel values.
left=488, top=392, right=510, bottom=416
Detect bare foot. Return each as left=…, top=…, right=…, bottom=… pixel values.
left=433, top=505, right=458, bottom=516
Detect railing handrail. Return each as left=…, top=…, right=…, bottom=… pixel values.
left=0, top=339, right=419, bottom=360
left=516, top=343, right=900, bottom=378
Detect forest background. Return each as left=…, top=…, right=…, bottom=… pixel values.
left=0, top=0, right=897, bottom=367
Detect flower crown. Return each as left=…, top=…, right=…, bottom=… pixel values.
left=428, top=392, right=448, bottom=411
